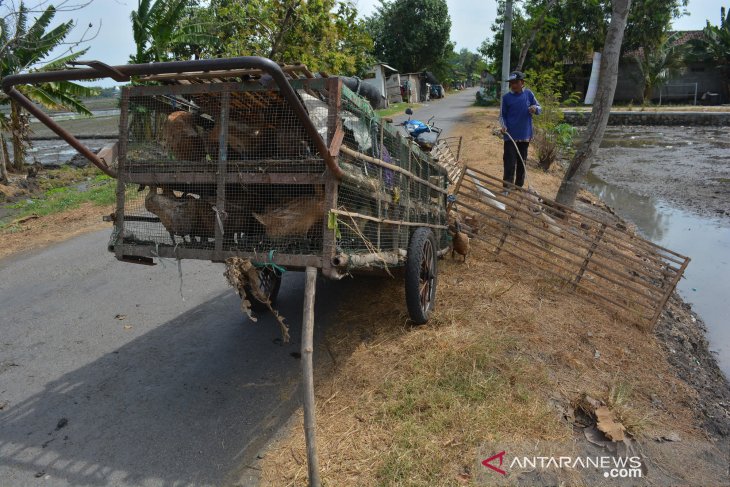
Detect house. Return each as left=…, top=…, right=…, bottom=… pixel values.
left=361, top=63, right=401, bottom=108
left=400, top=73, right=422, bottom=103
left=575, top=31, right=728, bottom=104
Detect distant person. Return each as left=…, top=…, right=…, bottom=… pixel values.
left=499, top=71, right=541, bottom=191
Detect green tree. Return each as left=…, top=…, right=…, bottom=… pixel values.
left=130, top=0, right=217, bottom=63
left=481, top=0, right=686, bottom=96
left=212, top=0, right=373, bottom=75
left=0, top=2, right=98, bottom=172
left=366, top=0, right=452, bottom=74
left=556, top=0, right=631, bottom=208
left=525, top=66, right=580, bottom=170
left=622, top=0, right=688, bottom=55
left=689, top=6, right=730, bottom=98
left=629, top=31, right=686, bottom=102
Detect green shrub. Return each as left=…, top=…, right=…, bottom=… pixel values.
left=525, top=67, right=580, bottom=171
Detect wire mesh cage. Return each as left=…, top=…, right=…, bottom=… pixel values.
left=109, top=72, right=450, bottom=276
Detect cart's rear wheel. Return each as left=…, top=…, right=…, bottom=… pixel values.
left=405, top=227, right=437, bottom=324
left=242, top=267, right=282, bottom=312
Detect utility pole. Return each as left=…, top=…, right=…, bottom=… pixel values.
left=501, top=0, right=514, bottom=96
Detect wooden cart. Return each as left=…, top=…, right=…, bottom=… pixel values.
left=4, top=57, right=452, bottom=323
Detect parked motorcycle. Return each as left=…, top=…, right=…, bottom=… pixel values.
left=400, top=108, right=441, bottom=152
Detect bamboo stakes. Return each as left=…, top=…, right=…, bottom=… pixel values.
left=453, top=165, right=690, bottom=329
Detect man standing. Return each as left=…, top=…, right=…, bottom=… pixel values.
left=499, top=71, right=541, bottom=191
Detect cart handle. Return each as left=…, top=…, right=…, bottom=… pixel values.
left=1, top=57, right=343, bottom=180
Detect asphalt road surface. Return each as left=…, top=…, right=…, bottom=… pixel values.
left=0, top=231, right=351, bottom=486
left=0, top=87, right=478, bottom=487
left=391, top=86, right=479, bottom=136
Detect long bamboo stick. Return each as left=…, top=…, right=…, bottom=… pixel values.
left=462, top=165, right=688, bottom=262
left=302, top=267, right=321, bottom=487
left=340, top=146, right=447, bottom=195
left=330, top=209, right=448, bottom=230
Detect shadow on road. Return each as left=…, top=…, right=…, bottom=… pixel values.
left=0, top=272, right=352, bottom=487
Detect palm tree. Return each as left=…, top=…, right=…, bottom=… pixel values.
left=0, top=3, right=98, bottom=171
left=689, top=6, right=730, bottom=100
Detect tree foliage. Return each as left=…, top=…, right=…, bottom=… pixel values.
left=628, top=31, right=687, bottom=101
left=480, top=0, right=687, bottom=90
left=0, top=2, right=98, bottom=171
left=524, top=66, right=580, bottom=170
left=130, top=0, right=218, bottom=63
left=365, top=0, right=452, bottom=74
left=688, top=6, right=730, bottom=88
left=207, top=0, right=373, bottom=75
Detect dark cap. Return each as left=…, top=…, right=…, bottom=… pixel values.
left=508, top=71, right=525, bottom=81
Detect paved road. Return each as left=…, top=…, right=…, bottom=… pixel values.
left=0, top=88, right=477, bottom=487
left=391, top=87, right=479, bottom=136
left=0, top=231, right=346, bottom=486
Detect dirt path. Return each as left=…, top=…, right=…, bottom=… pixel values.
left=0, top=203, right=111, bottom=260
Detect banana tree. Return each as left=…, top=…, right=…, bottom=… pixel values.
left=0, top=3, right=98, bottom=171
left=689, top=6, right=730, bottom=100
left=630, top=31, right=687, bottom=103
left=130, top=0, right=218, bottom=63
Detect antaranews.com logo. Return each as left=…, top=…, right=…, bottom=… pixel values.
left=482, top=450, right=643, bottom=479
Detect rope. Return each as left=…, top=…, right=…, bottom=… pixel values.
left=253, top=249, right=287, bottom=275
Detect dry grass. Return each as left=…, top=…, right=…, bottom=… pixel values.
left=0, top=201, right=113, bottom=260
left=259, top=107, right=708, bottom=486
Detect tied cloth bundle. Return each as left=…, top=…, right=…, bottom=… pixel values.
left=224, top=257, right=290, bottom=343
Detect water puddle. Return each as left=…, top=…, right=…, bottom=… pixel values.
left=586, top=171, right=730, bottom=376
left=27, top=139, right=116, bottom=166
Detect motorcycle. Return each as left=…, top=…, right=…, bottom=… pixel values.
left=400, top=108, right=441, bottom=152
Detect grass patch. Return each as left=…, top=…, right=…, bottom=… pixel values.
left=375, top=102, right=421, bottom=119
left=0, top=175, right=137, bottom=230
left=374, top=327, right=563, bottom=484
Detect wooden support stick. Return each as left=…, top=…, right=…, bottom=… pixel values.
left=302, top=267, right=321, bottom=487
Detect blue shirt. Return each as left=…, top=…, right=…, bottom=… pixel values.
left=500, top=89, right=541, bottom=141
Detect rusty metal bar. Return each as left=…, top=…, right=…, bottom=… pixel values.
left=120, top=245, right=323, bottom=268
left=215, top=91, right=230, bottom=260
left=114, top=87, right=131, bottom=260
left=1, top=56, right=343, bottom=180
left=123, top=172, right=327, bottom=185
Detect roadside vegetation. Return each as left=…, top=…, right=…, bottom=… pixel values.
left=260, top=109, right=726, bottom=485
left=1, top=172, right=114, bottom=230
left=375, top=102, right=421, bottom=119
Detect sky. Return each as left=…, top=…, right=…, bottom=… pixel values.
left=32, top=0, right=727, bottom=82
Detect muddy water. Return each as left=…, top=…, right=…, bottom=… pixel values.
left=586, top=126, right=730, bottom=376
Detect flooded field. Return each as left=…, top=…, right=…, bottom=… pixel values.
left=587, top=125, right=730, bottom=376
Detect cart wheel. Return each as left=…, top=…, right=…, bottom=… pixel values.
left=405, top=227, right=438, bottom=324
left=242, top=267, right=282, bottom=312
